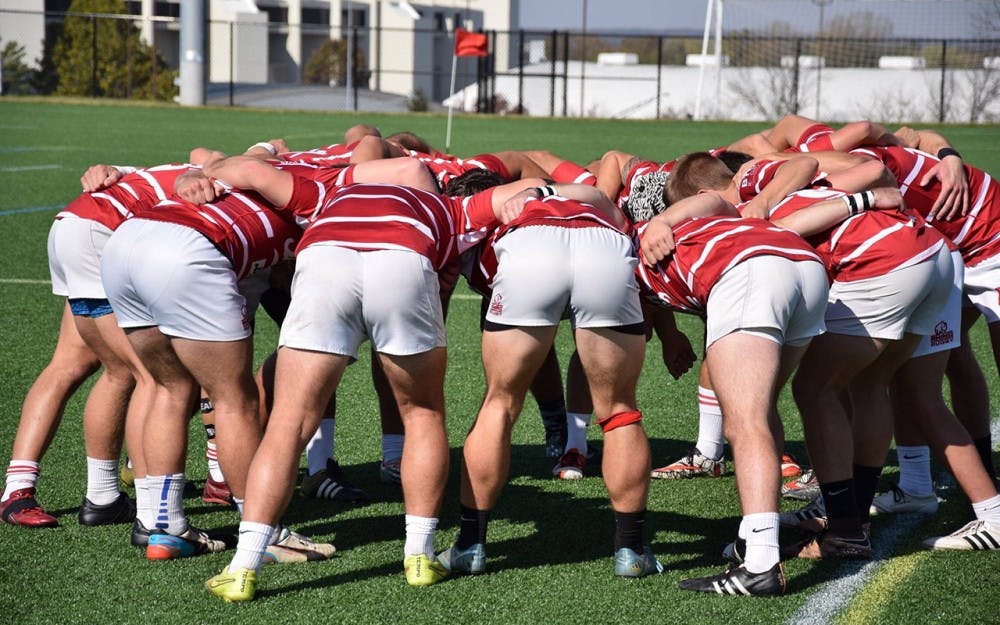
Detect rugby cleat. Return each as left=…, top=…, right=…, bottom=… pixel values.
left=263, top=525, right=336, bottom=564
left=301, top=459, right=370, bottom=503
left=722, top=537, right=746, bottom=564
left=651, top=448, right=725, bottom=480
left=130, top=519, right=153, bottom=547
left=119, top=458, right=135, bottom=489
left=614, top=545, right=664, bottom=578
left=922, top=519, right=1000, bottom=551
left=403, top=554, right=449, bottom=586
left=379, top=459, right=402, bottom=485
left=781, top=453, right=803, bottom=478
left=78, top=492, right=136, bottom=526
left=553, top=448, right=586, bottom=480
left=202, top=477, right=233, bottom=506
left=206, top=566, right=257, bottom=603
left=779, top=496, right=827, bottom=532
left=679, top=562, right=785, bottom=596
left=146, top=524, right=232, bottom=560
left=869, top=484, right=939, bottom=516
left=0, top=488, right=58, bottom=528
left=542, top=414, right=568, bottom=459
left=783, top=528, right=872, bottom=560
left=782, top=469, right=820, bottom=501
left=436, top=542, right=487, bottom=575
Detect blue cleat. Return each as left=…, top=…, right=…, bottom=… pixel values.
left=436, top=542, right=487, bottom=574
left=614, top=545, right=664, bottom=578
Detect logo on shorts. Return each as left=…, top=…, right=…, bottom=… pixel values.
left=489, top=294, right=504, bottom=316
left=929, top=321, right=954, bottom=347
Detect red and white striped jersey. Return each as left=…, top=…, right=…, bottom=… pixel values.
left=635, top=216, right=823, bottom=315
left=617, top=159, right=675, bottom=210
left=851, top=146, right=1000, bottom=267
left=784, top=123, right=835, bottom=153
left=765, top=188, right=947, bottom=282
left=403, top=150, right=511, bottom=189
left=736, top=158, right=828, bottom=203
left=56, top=163, right=195, bottom=231
left=138, top=189, right=302, bottom=281
left=470, top=195, right=630, bottom=290
left=278, top=141, right=357, bottom=168
left=287, top=179, right=499, bottom=270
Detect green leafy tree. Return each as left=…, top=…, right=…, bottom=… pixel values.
left=52, top=0, right=176, bottom=100
left=303, top=38, right=370, bottom=87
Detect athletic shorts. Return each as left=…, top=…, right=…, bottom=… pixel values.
left=705, top=256, right=829, bottom=348
left=101, top=219, right=251, bottom=341
left=483, top=225, right=643, bottom=330
left=963, top=252, right=1000, bottom=324
left=48, top=216, right=113, bottom=300
left=279, top=244, right=446, bottom=358
left=825, top=247, right=954, bottom=340
left=911, top=250, right=964, bottom=358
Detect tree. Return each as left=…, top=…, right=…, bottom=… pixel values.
left=303, top=39, right=370, bottom=88
left=1, top=41, right=38, bottom=95
left=52, top=0, right=176, bottom=100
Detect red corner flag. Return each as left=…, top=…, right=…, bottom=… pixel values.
left=454, top=28, right=488, bottom=57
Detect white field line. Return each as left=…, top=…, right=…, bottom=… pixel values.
left=784, top=512, right=927, bottom=625
left=0, top=164, right=60, bottom=172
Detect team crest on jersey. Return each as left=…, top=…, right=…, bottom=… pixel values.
left=623, top=171, right=669, bottom=223
left=929, top=321, right=954, bottom=347
left=489, top=294, right=504, bottom=316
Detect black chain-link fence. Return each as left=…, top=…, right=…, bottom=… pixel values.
left=2, top=9, right=997, bottom=122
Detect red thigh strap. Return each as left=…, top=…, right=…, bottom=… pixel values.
left=596, top=409, right=643, bottom=433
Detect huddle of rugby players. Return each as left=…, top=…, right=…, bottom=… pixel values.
left=2, top=115, right=998, bottom=600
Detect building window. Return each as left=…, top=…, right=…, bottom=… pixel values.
left=263, top=6, right=288, bottom=23
left=302, top=7, right=330, bottom=25
left=154, top=1, right=180, bottom=18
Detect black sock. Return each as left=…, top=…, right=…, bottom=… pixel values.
left=852, top=464, right=882, bottom=525
left=538, top=398, right=567, bottom=431
left=456, top=505, right=490, bottom=549
left=974, top=436, right=997, bottom=480
left=613, top=510, right=646, bottom=552
left=821, top=478, right=861, bottom=535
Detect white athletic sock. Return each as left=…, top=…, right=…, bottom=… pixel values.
left=737, top=516, right=748, bottom=540
left=233, top=497, right=245, bottom=516
left=742, top=512, right=780, bottom=574
left=133, top=477, right=155, bottom=527
left=229, top=521, right=275, bottom=573
left=565, top=412, right=590, bottom=455
left=205, top=442, right=224, bottom=482
left=972, top=494, right=1000, bottom=526
left=306, top=418, right=335, bottom=476
left=404, top=514, right=438, bottom=558
left=695, top=387, right=725, bottom=461
left=896, top=445, right=933, bottom=496
left=85, top=457, right=121, bottom=505
left=146, top=473, right=187, bottom=534
left=382, top=434, right=404, bottom=464
left=3, top=459, right=40, bottom=501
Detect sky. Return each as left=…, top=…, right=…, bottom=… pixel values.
left=515, top=0, right=996, bottom=39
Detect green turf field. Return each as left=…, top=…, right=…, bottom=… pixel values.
left=1, top=99, right=998, bottom=625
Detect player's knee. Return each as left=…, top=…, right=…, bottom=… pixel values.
left=596, top=409, right=642, bottom=433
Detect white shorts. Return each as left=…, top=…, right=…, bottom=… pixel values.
left=48, top=216, right=113, bottom=299
left=964, top=252, right=1000, bottom=324
left=279, top=245, right=446, bottom=358
left=911, top=250, right=964, bottom=358
left=705, top=256, right=829, bottom=348
left=484, top=225, right=643, bottom=329
left=101, top=219, right=251, bottom=341
left=826, top=246, right=955, bottom=340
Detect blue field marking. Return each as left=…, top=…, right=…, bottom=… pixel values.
left=0, top=205, right=61, bottom=217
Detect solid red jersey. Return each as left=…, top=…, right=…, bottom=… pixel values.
left=851, top=146, right=1000, bottom=267
left=287, top=180, right=499, bottom=270
left=57, top=163, right=195, bottom=230
left=766, top=188, right=946, bottom=282
left=635, top=216, right=822, bottom=315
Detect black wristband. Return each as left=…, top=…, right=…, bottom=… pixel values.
left=937, top=147, right=962, bottom=160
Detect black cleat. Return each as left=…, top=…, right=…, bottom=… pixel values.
left=131, top=519, right=153, bottom=547
left=78, top=492, right=136, bottom=526
left=679, top=562, right=786, bottom=596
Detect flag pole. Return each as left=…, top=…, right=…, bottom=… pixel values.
left=445, top=51, right=458, bottom=152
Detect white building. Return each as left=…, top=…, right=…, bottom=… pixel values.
left=0, top=0, right=519, bottom=99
